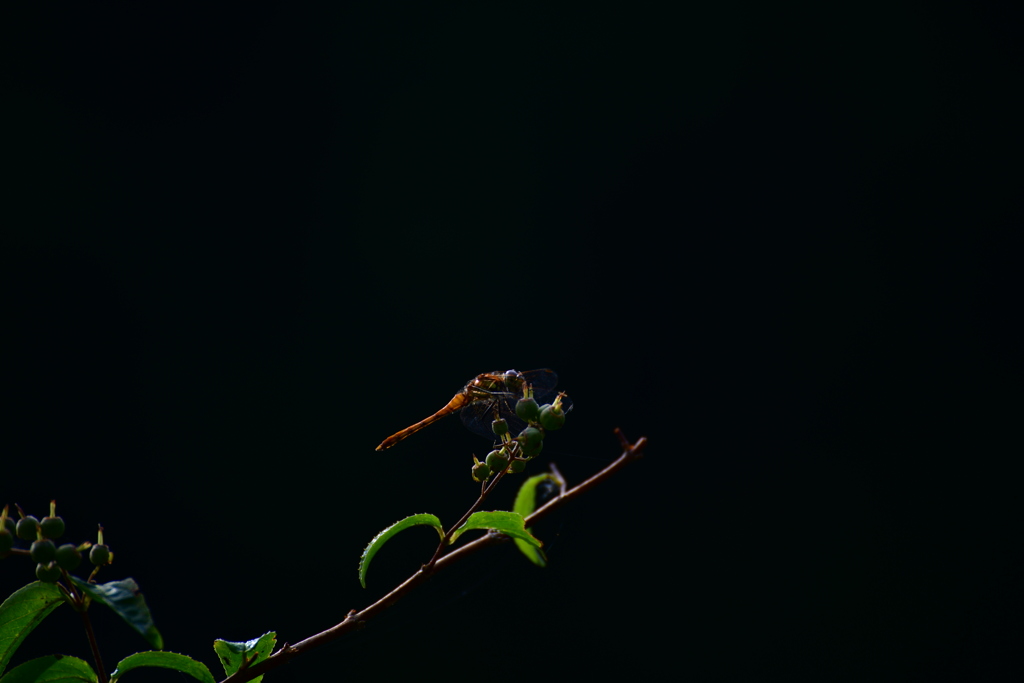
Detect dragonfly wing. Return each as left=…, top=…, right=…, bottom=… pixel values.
left=459, top=393, right=522, bottom=439
left=519, top=369, right=560, bottom=403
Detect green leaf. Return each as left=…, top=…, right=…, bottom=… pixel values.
left=512, top=473, right=559, bottom=519
left=0, top=582, right=65, bottom=675
left=512, top=474, right=560, bottom=567
left=359, top=514, right=444, bottom=588
left=110, top=652, right=214, bottom=683
left=449, top=511, right=542, bottom=548
left=213, top=632, right=276, bottom=683
left=0, top=655, right=96, bottom=682
left=67, top=578, right=162, bottom=650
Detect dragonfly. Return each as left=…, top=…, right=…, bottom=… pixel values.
left=375, top=368, right=570, bottom=451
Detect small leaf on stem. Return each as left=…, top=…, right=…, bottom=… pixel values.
left=448, top=511, right=542, bottom=547
left=213, top=632, right=277, bottom=682
left=359, top=514, right=444, bottom=588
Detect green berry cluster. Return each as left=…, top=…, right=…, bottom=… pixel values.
left=471, top=390, right=570, bottom=483
left=1, top=501, right=111, bottom=584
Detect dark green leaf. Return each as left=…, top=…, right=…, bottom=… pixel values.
left=110, top=651, right=214, bottom=683
left=359, top=514, right=443, bottom=588
left=213, top=632, right=276, bottom=683
left=0, top=582, right=65, bottom=675
left=0, top=655, right=96, bottom=682
left=512, top=474, right=561, bottom=567
left=449, top=511, right=542, bottom=548
left=67, top=578, right=162, bottom=650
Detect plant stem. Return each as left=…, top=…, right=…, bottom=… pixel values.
left=79, top=604, right=108, bottom=683
left=427, top=464, right=509, bottom=565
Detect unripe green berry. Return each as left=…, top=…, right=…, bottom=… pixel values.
left=0, top=529, right=13, bottom=555
left=55, top=544, right=82, bottom=572
left=519, top=426, right=544, bottom=448
left=508, top=459, right=527, bottom=473
left=89, top=544, right=110, bottom=566
left=16, top=516, right=39, bottom=541
left=516, top=426, right=545, bottom=457
left=3, top=518, right=15, bottom=536
left=40, top=516, right=65, bottom=539
left=491, top=418, right=509, bottom=436
left=539, top=403, right=566, bottom=430
left=30, top=539, right=56, bottom=564
left=485, top=449, right=509, bottom=473
left=515, top=397, right=540, bottom=423
left=36, top=562, right=62, bottom=583
left=471, top=461, right=491, bottom=483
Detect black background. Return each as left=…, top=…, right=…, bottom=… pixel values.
left=2, top=2, right=1020, bottom=681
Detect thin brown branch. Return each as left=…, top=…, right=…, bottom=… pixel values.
left=79, top=603, right=108, bottom=683
left=219, top=431, right=646, bottom=683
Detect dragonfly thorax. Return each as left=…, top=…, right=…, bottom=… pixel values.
left=467, top=370, right=519, bottom=397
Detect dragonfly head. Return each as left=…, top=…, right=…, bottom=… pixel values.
left=502, top=369, right=525, bottom=393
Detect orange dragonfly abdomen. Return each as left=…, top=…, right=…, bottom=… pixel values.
left=375, top=391, right=472, bottom=451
